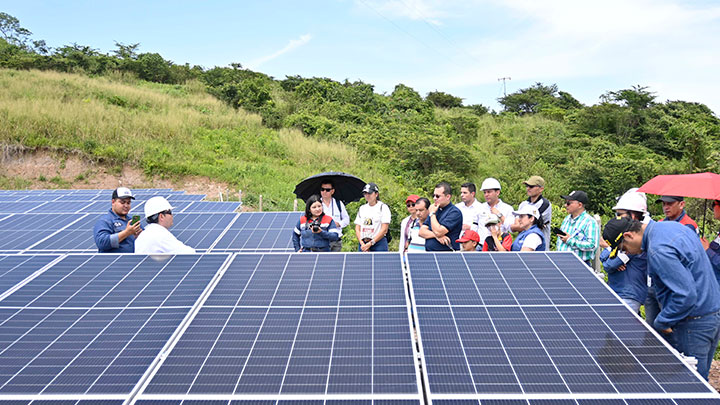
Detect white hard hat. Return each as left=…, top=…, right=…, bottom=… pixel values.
left=480, top=177, right=502, bottom=191
left=612, top=188, right=647, bottom=213
left=144, top=196, right=174, bottom=219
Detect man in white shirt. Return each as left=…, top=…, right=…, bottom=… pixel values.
left=320, top=180, right=350, bottom=252
left=135, top=196, right=196, bottom=254
left=354, top=183, right=391, bottom=252
left=477, top=177, right=515, bottom=243
left=455, top=182, right=482, bottom=235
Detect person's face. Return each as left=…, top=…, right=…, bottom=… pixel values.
left=619, top=231, right=643, bottom=255
left=564, top=199, right=582, bottom=216
left=159, top=210, right=174, bottom=228
left=406, top=200, right=416, bottom=215
left=310, top=201, right=323, bottom=218
left=514, top=214, right=533, bottom=230
left=460, top=187, right=475, bottom=204
left=525, top=184, right=543, bottom=199
left=111, top=197, right=132, bottom=217
left=662, top=200, right=684, bottom=219
left=615, top=209, right=631, bottom=220
left=483, top=189, right=500, bottom=205
left=320, top=183, right=334, bottom=200
left=433, top=187, right=451, bottom=208
left=363, top=191, right=378, bottom=204
left=415, top=201, right=429, bottom=221
left=461, top=240, right=477, bottom=252
left=714, top=201, right=720, bottom=221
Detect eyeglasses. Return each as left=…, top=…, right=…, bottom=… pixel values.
left=565, top=200, right=575, bottom=206
left=433, top=194, right=443, bottom=199
left=161, top=210, right=172, bottom=216
left=406, top=203, right=415, bottom=207
left=321, top=187, right=333, bottom=192
left=525, top=185, right=538, bottom=189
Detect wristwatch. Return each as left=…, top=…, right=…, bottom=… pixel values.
left=370, top=240, right=375, bottom=246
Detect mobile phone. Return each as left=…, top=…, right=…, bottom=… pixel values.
left=552, top=226, right=567, bottom=236
left=130, top=215, right=140, bottom=225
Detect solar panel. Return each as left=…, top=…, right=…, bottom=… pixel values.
left=169, top=213, right=237, bottom=251
left=0, top=214, right=85, bottom=251
left=0, top=254, right=60, bottom=296
left=0, top=253, right=232, bottom=402
left=181, top=201, right=241, bottom=213
left=166, top=194, right=206, bottom=202
left=406, top=252, right=720, bottom=404
left=212, top=212, right=301, bottom=252
left=136, top=253, right=422, bottom=403
left=26, top=201, right=95, bottom=214
left=0, top=202, right=45, bottom=214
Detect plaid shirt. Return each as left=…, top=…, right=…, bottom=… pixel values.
left=556, top=211, right=599, bottom=261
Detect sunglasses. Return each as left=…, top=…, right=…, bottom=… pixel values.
left=406, top=202, right=415, bottom=207
left=525, top=184, right=538, bottom=189
left=161, top=210, right=173, bottom=216
left=565, top=200, right=575, bottom=206
left=433, top=194, right=444, bottom=199
left=321, top=187, right=333, bottom=192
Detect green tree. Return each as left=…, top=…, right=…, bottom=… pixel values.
left=426, top=90, right=463, bottom=108
left=0, top=12, right=32, bottom=47
left=498, top=82, right=581, bottom=115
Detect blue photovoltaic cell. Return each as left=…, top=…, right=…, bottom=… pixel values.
left=407, top=252, right=719, bottom=404
left=182, top=201, right=241, bottom=213
left=140, top=253, right=420, bottom=402
left=0, top=214, right=84, bottom=251
left=170, top=213, right=237, bottom=250
left=166, top=194, right=206, bottom=201
left=0, top=202, right=45, bottom=214
left=212, top=212, right=300, bottom=251
left=28, top=215, right=98, bottom=251
left=80, top=201, right=146, bottom=215
left=0, top=254, right=59, bottom=295
left=0, top=253, right=230, bottom=399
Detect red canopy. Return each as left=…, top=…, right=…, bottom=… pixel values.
left=637, top=172, right=720, bottom=200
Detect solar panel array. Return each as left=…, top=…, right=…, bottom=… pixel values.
left=407, top=252, right=720, bottom=404
left=0, top=189, right=299, bottom=253
left=0, top=188, right=719, bottom=405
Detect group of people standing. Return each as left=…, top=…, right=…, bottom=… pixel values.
left=292, top=177, right=720, bottom=381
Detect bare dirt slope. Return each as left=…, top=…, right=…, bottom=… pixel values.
left=1, top=151, right=233, bottom=198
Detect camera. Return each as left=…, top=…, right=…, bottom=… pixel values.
left=310, top=217, right=321, bottom=232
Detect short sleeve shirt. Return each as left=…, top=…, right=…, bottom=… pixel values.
left=354, top=202, right=391, bottom=241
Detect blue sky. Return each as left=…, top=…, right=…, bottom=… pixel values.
left=5, top=0, right=720, bottom=113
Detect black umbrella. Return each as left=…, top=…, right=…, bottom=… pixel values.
left=294, top=172, right=366, bottom=204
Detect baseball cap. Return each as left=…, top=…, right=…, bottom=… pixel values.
left=112, top=187, right=134, bottom=200
left=484, top=214, right=501, bottom=226
left=405, top=194, right=420, bottom=203
left=456, top=230, right=480, bottom=243
left=362, top=183, right=379, bottom=194
left=561, top=190, right=589, bottom=205
left=602, top=217, right=633, bottom=258
left=523, top=176, right=545, bottom=188
left=480, top=177, right=502, bottom=191
left=513, top=205, right=540, bottom=219
left=655, top=195, right=683, bottom=203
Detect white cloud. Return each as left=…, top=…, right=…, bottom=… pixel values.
left=356, top=0, right=447, bottom=25
left=246, top=34, right=313, bottom=70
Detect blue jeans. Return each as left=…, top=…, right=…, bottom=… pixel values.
left=645, top=285, right=661, bottom=328
left=663, top=311, right=720, bottom=380
left=358, top=237, right=388, bottom=251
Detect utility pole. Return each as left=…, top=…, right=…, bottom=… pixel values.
left=498, top=77, right=511, bottom=97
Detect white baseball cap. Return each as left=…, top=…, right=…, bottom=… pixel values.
left=112, top=187, right=134, bottom=200
left=513, top=205, right=540, bottom=219
left=480, top=177, right=501, bottom=191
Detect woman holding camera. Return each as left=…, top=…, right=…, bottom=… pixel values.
left=292, top=194, right=340, bottom=252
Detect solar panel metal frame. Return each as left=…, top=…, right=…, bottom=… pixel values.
left=133, top=252, right=424, bottom=403
left=0, top=252, right=235, bottom=403
left=405, top=251, right=720, bottom=404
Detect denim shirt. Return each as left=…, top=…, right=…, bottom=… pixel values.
left=642, top=221, right=720, bottom=330
left=600, top=248, right=648, bottom=304
left=93, top=209, right=140, bottom=253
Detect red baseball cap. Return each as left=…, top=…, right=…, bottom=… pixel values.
left=405, top=194, right=420, bottom=203
left=456, top=230, right=480, bottom=243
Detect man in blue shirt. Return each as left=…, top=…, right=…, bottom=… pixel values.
left=420, top=182, right=463, bottom=251
left=603, top=217, right=720, bottom=380
left=93, top=187, right=143, bottom=253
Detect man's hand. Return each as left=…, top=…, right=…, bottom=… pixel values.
left=360, top=241, right=372, bottom=252
left=559, top=233, right=571, bottom=243
left=660, top=327, right=672, bottom=334
left=438, top=236, right=451, bottom=246
left=701, top=237, right=710, bottom=250
left=490, top=207, right=501, bottom=217
left=428, top=203, right=439, bottom=215
left=599, top=239, right=609, bottom=248
left=121, top=222, right=142, bottom=239
left=617, top=264, right=626, bottom=272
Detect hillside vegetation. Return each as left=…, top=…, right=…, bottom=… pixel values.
left=2, top=13, right=720, bottom=244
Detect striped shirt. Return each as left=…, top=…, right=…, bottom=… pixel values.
left=556, top=211, right=599, bottom=261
